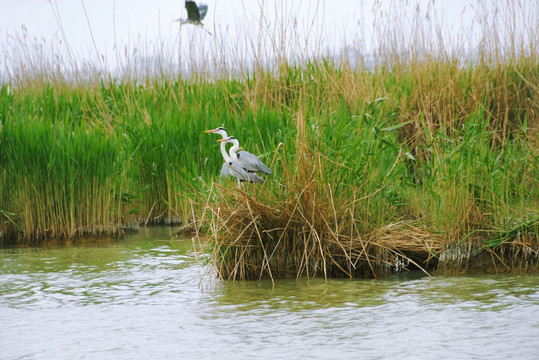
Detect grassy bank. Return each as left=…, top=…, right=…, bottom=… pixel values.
left=1, top=58, right=537, bottom=274
left=1, top=1, right=538, bottom=277
left=199, top=57, right=538, bottom=279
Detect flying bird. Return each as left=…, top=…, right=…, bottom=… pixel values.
left=219, top=136, right=272, bottom=176
left=204, top=128, right=265, bottom=184
left=175, top=1, right=211, bottom=34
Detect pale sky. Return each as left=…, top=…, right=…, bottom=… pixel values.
left=0, top=0, right=536, bottom=80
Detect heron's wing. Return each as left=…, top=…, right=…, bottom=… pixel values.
left=238, top=167, right=265, bottom=183
left=221, top=161, right=248, bottom=179
left=220, top=162, right=232, bottom=178
left=248, top=173, right=265, bottom=184
left=198, top=3, right=209, bottom=20
left=237, top=151, right=272, bottom=175
left=185, top=1, right=201, bottom=21
left=221, top=162, right=264, bottom=184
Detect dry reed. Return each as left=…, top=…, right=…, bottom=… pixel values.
left=200, top=109, right=447, bottom=280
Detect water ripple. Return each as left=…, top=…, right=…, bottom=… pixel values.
left=1, top=229, right=538, bottom=359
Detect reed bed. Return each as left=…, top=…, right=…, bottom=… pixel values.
left=0, top=112, right=125, bottom=241
left=0, top=1, right=537, bottom=277
left=201, top=95, right=536, bottom=279
left=202, top=144, right=446, bottom=280
left=199, top=57, right=538, bottom=279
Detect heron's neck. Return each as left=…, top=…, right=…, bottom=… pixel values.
left=228, top=141, right=240, bottom=160
left=220, top=141, right=231, bottom=163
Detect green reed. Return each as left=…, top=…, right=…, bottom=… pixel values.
left=0, top=112, right=124, bottom=241
left=0, top=54, right=537, bottom=256
left=0, top=1, right=537, bottom=277
left=201, top=58, right=538, bottom=278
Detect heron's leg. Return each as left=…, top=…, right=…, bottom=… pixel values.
left=200, top=24, right=212, bottom=36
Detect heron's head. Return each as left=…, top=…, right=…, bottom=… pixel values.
left=204, top=127, right=228, bottom=137
left=217, top=136, right=236, bottom=143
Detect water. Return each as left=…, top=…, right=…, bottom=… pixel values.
left=1, top=227, right=538, bottom=360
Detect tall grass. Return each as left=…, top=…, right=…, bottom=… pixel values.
left=0, top=110, right=124, bottom=240
left=0, top=1, right=537, bottom=275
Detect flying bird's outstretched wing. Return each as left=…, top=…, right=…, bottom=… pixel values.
left=198, top=3, right=209, bottom=20
left=185, top=1, right=201, bottom=22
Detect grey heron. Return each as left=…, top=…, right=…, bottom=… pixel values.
left=175, top=1, right=211, bottom=34
left=204, top=128, right=265, bottom=184
left=219, top=136, right=272, bottom=176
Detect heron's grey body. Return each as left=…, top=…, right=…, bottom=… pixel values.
left=219, top=141, right=265, bottom=184
left=227, top=138, right=272, bottom=175
left=204, top=127, right=265, bottom=184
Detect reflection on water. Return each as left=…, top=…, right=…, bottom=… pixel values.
left=1, top=227, right=538, bottom=359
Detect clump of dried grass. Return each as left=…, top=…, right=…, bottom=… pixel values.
left=200, top=133, right=443, bottom=281
left=437, top=218, right=539, bottom=274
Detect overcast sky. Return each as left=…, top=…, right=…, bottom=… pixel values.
left=0, top=1, right=535, bottom=79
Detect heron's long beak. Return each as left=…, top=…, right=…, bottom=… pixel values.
left=204, top=129, right=216, bottom=133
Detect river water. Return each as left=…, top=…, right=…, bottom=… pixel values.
left=1, top=226, right=538, bottom=359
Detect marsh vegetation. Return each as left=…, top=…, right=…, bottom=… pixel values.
left=1, top=1, right=537, bottom=278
